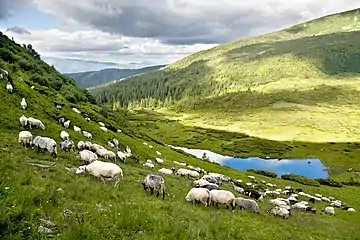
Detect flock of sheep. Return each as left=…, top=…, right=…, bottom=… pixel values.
left=6, top=73, right=357, bottom=221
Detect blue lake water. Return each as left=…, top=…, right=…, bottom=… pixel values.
left=169, top=145, right=329, bottom=179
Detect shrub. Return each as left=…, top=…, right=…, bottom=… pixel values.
left=342, top=177, right=360, bottom=186
left=247, top=169, right=277, bottom=178
left=315, top=178, right=343, bottom=188
left=281, top=174, right=320, bottom=186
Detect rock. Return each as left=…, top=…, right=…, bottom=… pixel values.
left=38, top=226, right=53, bottom=233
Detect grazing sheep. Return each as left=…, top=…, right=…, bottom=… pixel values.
left=232, top=197, right=260, bottom=213
left=125, top=146, right=132, bottom=155
left=21, top=98, right=27, bottom=110
left=176, top=168, right=189, bottom=177
left=200, top=184, right=220, bottom=191
left=33, top=136, right=57, bottom=158
left=60, top=131, right=70, bottom=140
left=103, top=150, right=116, bottom=160
left=315, top=194, right=322, bottom=198
left=74, top=126, right=81, bottom=132
left=244, top=190, right=263, bottom=200
left=84, top=141, right=93, bottom=150
left=232, top=183, right=245, bottom=194
left=321, top=197, right=331, bottom=202
left=18, top=131, right=33, bottom=148
left=185, top=188, right=210, bottom=206
left=100, top=126, right=108, bottom=132
left=77, top=141, right=85, bottom=151
left=76, top=160, right=123, bottom=187
left=113, top=139, right=119, bottom=147
left=201, top=175, right=218, bottom=184
left=72, top=107, right=81, bottom=114
left=173, top=161, right=187, bottom=167
left=347, top=208, right=355, bottom=213
left=158, top=168, right=174, bottom=175
left=79, top=149, right=98, bottom=164
left=291, top=203, right=307, bottom=211
left=6, top=82, right=13, bottom=93
left=331, top=201, right=342, bottom=208
left=82, top=131, right=92, bottom=139
left=117, top=129, right=122, bottom=133
left=143, top=142, right=148, bottom=146
left=142, top=174, right=166, bottom=200
left=56, top=105, right=62, bottom=109
left=306, top=206, right=317, bottom=214
left=27, top=117, right=45, bottom=130
left=143, top=162, right=155, bottom=170
left=58, top=117, right=65, bottom=126
left=60, top=139, right=75, bottom=152
left=321, top=206, right=335, bottom=216
left=270, top=199, right=289, bottom=208
left=156, top=151, right=162, bottom=156
left=194, top=179, right=210, bottom=187
left=209, top=190, right=235, bottom=209
left=267, top=206, right=290, bottom=219
left=108, top=141, right=115, bottom=148
left=149, top=145, right=153, bottom=149
left=98, top=122, right=105, bottom=127
left=155, top=158, right=164, bottom=164
left=19, top=115, right=27, bottom=127
left=64, top=120, right=70, bottom=128
left=248, top=175, right=255, bottom=180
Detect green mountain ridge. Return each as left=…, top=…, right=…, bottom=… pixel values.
left=92, top=8, right=360, bottom=143
left=67, top=65, right=166, bottom=89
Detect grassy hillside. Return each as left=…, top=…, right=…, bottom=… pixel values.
left=92, top=8, right=360, bottom=142
left=67, top=65, right=166, bottom=89
left=1, top=31, right=360, bottom=239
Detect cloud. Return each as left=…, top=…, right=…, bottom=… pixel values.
left=6, top=26, right=31, bottom=34
left=2, top=28, right=217, bottom=72
left=0, top=0, right=29, bottom=19
left=32, top=0, right=360, bottom=44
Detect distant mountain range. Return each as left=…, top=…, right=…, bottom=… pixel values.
left=66, top=65, right=166, bottom=88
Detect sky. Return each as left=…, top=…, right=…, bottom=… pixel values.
left=0, top=0, right=360, bottom=73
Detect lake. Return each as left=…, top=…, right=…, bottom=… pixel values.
left=169, top=145, right=329, bottom=179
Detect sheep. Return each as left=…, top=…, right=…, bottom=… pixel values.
left=295, top=188, right=303, bottom=193
left=6, top=82, right=13, bottom=93
left=72, top=107, right=81, bottom=114
left=77, top=141, right=85, bottom=151
left=267, top=206, right=290, bottom=219
left=98, top=122, right=105, bottom=127
left=84, top=141, right=93, bottom=150
left=21, top=98, right=27, bottom=110
left=248, top=175, right=255, bottom=180
left=200, top=184, right=220, bottom=191
left=287, top=196, right=298, bottom=205
left=209, top=190, right=235, bottom=209
left=125, top=146, right=132, bottom=155
left=108, top=141, right=115, bottom=149
left=96, top=148, right=108, bottom=158
left=158, top=168, right=174, bottom=175
left=60, top=140, right=75, bottom=152
left=19, top=115, right=27, bottom=127
left=143, top=142, right=148, bottom=146
left=232, top=184, right=245, bottom=194
left=321, top=197, right=331, bottom=202
left=79, top=149, right=98, bottom=164
left=113, top=138, right=119, bottom=147
left=117, top=129, right=122, bottom=133
left=74, top=126, right=81, bottom=133
left=155, top=158, right=164, bottom=164
left=244, top=190, right=263, bottom=200
left=188, top=170, right=200, bottom=178
left=321, top=207, right=335, bottom=216
left=76, top=160, right=123, bottom=187
left=56, top=105, right=62, bottom=109
left=270, top=199, right=289, bottom=207
left=156, top=151, right=162, bottom=156
left=232, top=197, right=260, bottom=213
left=100, top=126, right=108, bottom=132
left=306, top=206, right=317, bottom=214
left=201, top=175, right=218, bottom=184
left=194, top=179, right=210, bottom=187
left=143, top=162, right=155, bottom=170
left=266, top=183, right=275, bottom=188
left=103, top=150, right=116, bottom=161
left=33, top=136, right=57, bottom=158
left=82, top=131, right=92, bottom=139
left=149, top=145, right=153, bottom=149
left=173, top=161, right=187, bottom=167
left=60, top=131, right=69, bottom=140
left=291, top=203, right=307, bottom=211
left=331, top=201, right=342, bottom=208
left=64, top=120, right=70, bottom=128
left=27, top=117, right=45, bottom=130
left=347, top=208, right=355, bottom=213
left=18, top=131, right=33, bottom=148
left=58, top=117, right=65, bottom=126
left=315, top=194, right=322, bottom=198
left=142, top=174, right=166, bottom=200
left=185, top=188, right=210, bottom=206
left=176, top=168, right=189, bottom=177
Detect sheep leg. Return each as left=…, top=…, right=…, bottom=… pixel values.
left=150, top=187, right=154, bottom=195
left=216, top=203, right=219, bottom=209
left=162, top=190, right=165, bottom=200
left=100, top=177, right=106, bottom=185
left=156, top=191, right=160, bottom=198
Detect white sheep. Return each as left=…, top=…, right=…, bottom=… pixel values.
left=248, top=175, right=255, bottom=180
left=321, top=197, right=331, bottom=202
left=60, top=131, right=69, bottom=140
left=291, top=202, right=307, bottom=211
left=21, top=98, right=27, bottom=110
left=156, top=151, right=162, bottom=156
left=158, top=168, right=174, bottom=175
left=104, top=150, right=116, bottom=160
left=232, top=184, right=244, bottom=194
left=84, top=141, right=93, bottom=150
left=117, top=151, right=128, bottom=162
left=33, top=136, right=57, bottom=158
left=98, top=122, right=105, bottom=127
left=143, top=162, right=155, bottom=170
left=188, top=170, right=200, bottom=178
left=6, top=82, right=13, bottom=93
left=142, top=174, right=166, bottom=200
left=155, top=158, right=164, bottom=164
left=82, top=131, right=92, bottom=139
left=267, top=206, right=290, bottom=219
left=315, top=194, right=322, bottom=198
left=77, top=141, right=85, bottom=151
left=19, top=115, right=27, bottom=127
left=232, top=197, right=260, bottom=213
left=321, top=206, right=335, bottom=216
left=117, top=129, right=122, bottom=133
left=108, top=141, right=115, bottom=149
left=72, top=107, right=81, bottom=114
left=76, top=160, right=123, bottom=187
left=27, top=117, right=45, bottom=130
left=18, top=131, right=33, bottom=148
left=100, top=126, right=108, bottom=132
left=60, top=139, right=75, bottom=152
left=74, top=126, right=81, bottom=132
left=113, top=138, right=119, bottom=147
left=125, top=146, right=132, bottom=155
left=63, top=120, right=70, bottom=128
left=149, top=145, right=153, bottom=149
left=143, top=142, right=148, bottom=146
left=194, top=179, right=210, bottom=187
left=79, top=149, right=98, bottom=164
left=347, top=208, right=355, bottom=213
left=331, top=201, right=342, bottom=208
left=176, top=168, right=189, bottom=176
left=185, top=188, right=210, bottom=206
left=173, top=161, right=187, bottom=166
left=209, top=190, right=235, bottom=209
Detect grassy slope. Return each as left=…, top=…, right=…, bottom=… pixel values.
left=1, top=32, right=360, bottom=240
left=92, top=8, right=360, bottom=143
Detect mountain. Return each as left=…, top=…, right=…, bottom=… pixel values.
left=1, top=30, right=360, bottom=239
left=67, top=65, right=166, bottom=89
left=92, top=8, right=360, bottom=143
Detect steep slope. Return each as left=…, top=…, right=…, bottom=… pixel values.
left=92, top=8, right=360, bottom=142
left=67, top=65, right=166, bottom=89
left=1, top=32, right=360, bottom=239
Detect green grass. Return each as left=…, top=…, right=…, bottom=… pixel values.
left=92, top=8, right=360, bottom=143
left=1, top=27, right=360, bottom=239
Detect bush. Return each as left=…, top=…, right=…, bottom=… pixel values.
left=342, top=177, right=360, bottom=186
left=281, top=174, right=320, bottom=186
left=247, top=169, right=277, bottom=178
left=315, top=178, right=343, bottom=188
